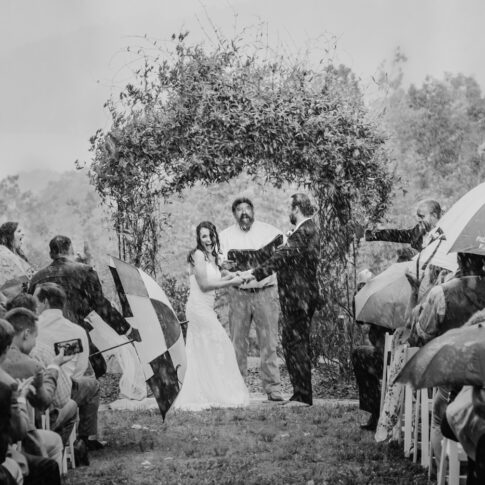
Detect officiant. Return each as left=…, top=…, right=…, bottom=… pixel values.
left=220, top=197, right=284, bottom=402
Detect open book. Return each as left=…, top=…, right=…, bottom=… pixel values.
left=227, top=234, right=284, bottom=272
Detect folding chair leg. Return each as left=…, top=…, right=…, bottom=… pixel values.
left=413, top=390, right=420, bottom=463
left=404, top=384, right=413, bottom=458
left=448, top=440, right=460, bottom=485
left=437, top=438, right=447, bottom=485
left=420, top=390, right=430, bottom=468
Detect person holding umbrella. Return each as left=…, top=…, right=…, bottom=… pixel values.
left=352, top=269, right=388, bottom=431
left=358, top=199, right=442, bottom=252
left=408, top=252, right=485, bottom=466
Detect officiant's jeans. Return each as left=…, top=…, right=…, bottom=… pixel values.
left=228, top=286, right=281, bottom=394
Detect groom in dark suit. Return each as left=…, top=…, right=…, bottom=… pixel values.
left=241, top=193, right=319, bottom=406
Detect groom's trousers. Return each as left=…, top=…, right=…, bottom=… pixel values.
left=280, top=298, right=317, bottom=405
left=228, top=286, right=282, bottom=394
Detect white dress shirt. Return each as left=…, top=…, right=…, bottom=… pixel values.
left=36, top=309, right=90, bottom=380
left=220, top=220, right=282, bottom=289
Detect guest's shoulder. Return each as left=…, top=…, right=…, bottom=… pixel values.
left=64, top=259, right=92, bottom=272
left=0, top=245, right=12, bottom=258
left=3, top=348, right=41, bottom=378
left=62, top=316, right=89, bottom=337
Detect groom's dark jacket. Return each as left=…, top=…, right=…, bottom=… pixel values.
left=252, top=219, right=320, bottom=312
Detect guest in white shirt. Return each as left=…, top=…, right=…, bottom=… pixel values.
left=33, top=282, right=104, bottom=454
left=34, top=290, right=89, bottom=381
left=219, top=197, right=284, bottom=402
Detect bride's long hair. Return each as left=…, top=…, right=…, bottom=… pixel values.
left=187, top=221, right=222, bottom=268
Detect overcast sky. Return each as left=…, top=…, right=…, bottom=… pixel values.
left=0, top=0, right=483, bottom=179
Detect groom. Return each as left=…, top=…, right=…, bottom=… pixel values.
left=241, top=193, right=320, bottom=406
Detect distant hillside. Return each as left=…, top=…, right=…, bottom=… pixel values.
left=17, top=169, right=63, bottom=193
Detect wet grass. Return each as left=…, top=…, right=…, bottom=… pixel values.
left=64, top=404, right=433, bottom=485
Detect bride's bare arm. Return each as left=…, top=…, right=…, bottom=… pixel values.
left=221, top=272, right=238, bottom=281
left=192, top=251, right=243, bottom=291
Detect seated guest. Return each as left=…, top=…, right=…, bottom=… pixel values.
left=408, top=252, right=485, bottom=466
left=33, top=283, right=103, bottom=453
left=0, top=319, right=61, bottom=485
left=0, top=381, right=23, bottom=485
left=2, top=308, right=71, bottom=410
left=33, top=283, right=89, bottom=380
left=1, top=309, right=64, bottom=471
left=5, top=294, right=37, bottom=313
left=2, top=308, right=76, bottom=448
left=29, top=235, right=141, bottom=378
left=0, top=222, right=34, bottom=302
left=375, top=248, right=441, bottom=443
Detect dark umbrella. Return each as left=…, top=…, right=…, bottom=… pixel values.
left=395, top=323, right=485, bottom=389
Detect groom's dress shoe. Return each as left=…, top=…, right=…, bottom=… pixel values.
left=360, top=414, right=378, bottom=431
left=267, top=392, right=284, bottom=402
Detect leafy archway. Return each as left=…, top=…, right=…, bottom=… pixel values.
left=88, top=33, right=394, bottom=367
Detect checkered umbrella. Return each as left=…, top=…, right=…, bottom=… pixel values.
left=108, top=256, right=187, bottom=419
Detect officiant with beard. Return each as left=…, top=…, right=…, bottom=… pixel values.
left=220, top=197, right=284, bottom=402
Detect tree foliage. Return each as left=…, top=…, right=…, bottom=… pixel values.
left=88, top=32, right=395, bottom=365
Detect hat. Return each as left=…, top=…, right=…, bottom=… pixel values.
left=356, top=269, right=374, bottom=286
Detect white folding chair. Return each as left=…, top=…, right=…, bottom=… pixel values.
left=379, top=332, right=393, bottom=414
left=410, top=387, right=433, bottom=467
left=437, top=438, right=467, bottom=485
left=43, top=408, right=78, bottom=475
left=419, top=387, right=433, bottom=468
left=402, top=347, right=419, bottom=458
left=62, top=422, right=77, bottom=474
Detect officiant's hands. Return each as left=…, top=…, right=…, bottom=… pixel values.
left=229, top=275, right=245, bottom=287
left=239, top=270, right=256, bottom=284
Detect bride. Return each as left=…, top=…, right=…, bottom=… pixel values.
left=173, top=221, right=250, bottom=411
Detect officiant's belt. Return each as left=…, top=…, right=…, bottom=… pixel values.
left=237, top=285, right=274, bottom=293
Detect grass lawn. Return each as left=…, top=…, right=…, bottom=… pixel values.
left=64, top=403, right=432, bottom=485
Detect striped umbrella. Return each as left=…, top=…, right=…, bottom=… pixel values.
left=439, top=182, right=485, bottom=256
left=108, top=256, right=187, bottom=419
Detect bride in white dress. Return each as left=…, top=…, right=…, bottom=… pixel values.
left=173, top=221, right=250, bottom=411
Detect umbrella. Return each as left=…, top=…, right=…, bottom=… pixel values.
left=85, top=311, right=148, bottom=401
left=437, top=181, right=485, bottom=256
left=415, top=236, right=457, bottom=273
left=395, top=323, right=485, bottom=389
left=354, top=261, right=416, bottom=329
left=108, top=256, right=187, bottom=419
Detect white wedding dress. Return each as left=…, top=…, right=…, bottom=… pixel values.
left=173, top=261, right=250, bottom=411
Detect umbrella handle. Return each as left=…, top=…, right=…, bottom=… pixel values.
left=89, top=340, right=136, bottom=357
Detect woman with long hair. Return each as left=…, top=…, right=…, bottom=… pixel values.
left=173, top=221, right=250, bottom=411
left=0, top=222, right=34, bottom=304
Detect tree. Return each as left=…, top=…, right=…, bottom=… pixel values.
left=88, top=32, right=395, bottom=366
